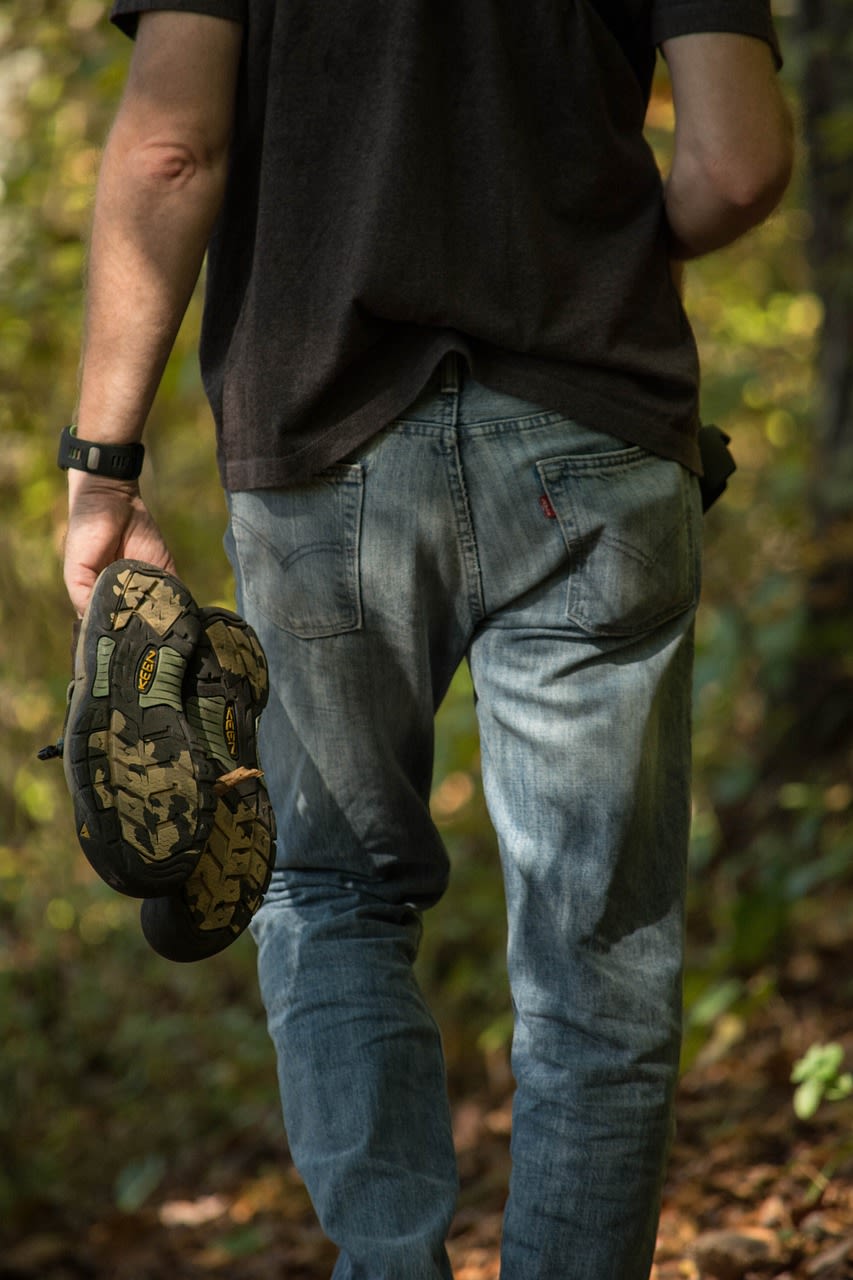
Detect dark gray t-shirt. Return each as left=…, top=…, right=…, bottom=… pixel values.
left=110, top=0, right=782, bottom=490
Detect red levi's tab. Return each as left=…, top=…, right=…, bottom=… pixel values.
left=539, top=493, right=557, bottom=519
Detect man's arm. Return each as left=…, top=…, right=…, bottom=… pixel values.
left=64, top=11, right=241, bottom=616
left=663, top=32, right=794, bottom=260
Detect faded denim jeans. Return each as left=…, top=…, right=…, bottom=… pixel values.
left=226, top=353, right=702, bottom=1279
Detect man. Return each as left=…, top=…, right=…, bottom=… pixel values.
left=62, top=3, right=793, bottom=1276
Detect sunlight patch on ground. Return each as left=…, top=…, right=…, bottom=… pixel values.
left=159, top=1195, right=228, bottom=1228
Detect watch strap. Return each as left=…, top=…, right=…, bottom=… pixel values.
left=58, top=426, right=145, bottom=480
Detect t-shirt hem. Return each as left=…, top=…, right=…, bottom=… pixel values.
left=219, top=363, right=703, bottom=492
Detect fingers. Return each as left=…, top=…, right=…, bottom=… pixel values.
left=63, top=483, right=178, bottom=616
left=64, top=558, right=100, bottom=619
left=63, top=506, right=123, bottom=617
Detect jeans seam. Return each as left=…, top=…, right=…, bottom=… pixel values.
left=443, top=431, right=485, bottom=627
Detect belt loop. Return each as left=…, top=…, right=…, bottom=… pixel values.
left=439, top=351, right=460, bottom=394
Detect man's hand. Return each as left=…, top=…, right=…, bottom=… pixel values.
left=64, top=472, right=176, bottom=617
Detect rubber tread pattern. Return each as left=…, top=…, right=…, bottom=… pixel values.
left=63, top=560, right=218, bottom=897
left=140, top=608, right=276, bottom=962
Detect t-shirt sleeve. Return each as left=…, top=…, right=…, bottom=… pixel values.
left=110, top=0, right=246, bottom=38
left=650, top=0, right=783, bottom=68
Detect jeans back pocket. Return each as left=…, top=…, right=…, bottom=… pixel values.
left=536, top=447, right=702, bottom=637
left=229, top=464, right=364, bottom=640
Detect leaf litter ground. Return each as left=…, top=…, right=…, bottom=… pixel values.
left=2, top=904, right=850, bottom=1280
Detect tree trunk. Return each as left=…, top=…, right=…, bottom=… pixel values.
left=788, top=0, right=853, bottom=757
left=799, top=0, right=853, bottom=524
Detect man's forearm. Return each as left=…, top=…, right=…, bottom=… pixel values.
left=75, top=117, right=229, bottom=444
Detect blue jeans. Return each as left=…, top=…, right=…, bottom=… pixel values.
left=226, top=354, right=702, bottom=1280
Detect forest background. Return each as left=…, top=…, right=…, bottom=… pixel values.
left=0, top=2, right=851, bottom=1277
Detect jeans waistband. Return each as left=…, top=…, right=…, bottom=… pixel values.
left=401, top=351, right=566, bottom=428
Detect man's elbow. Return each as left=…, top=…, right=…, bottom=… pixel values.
left=705, top=111, right=795, bottom=217
left=666, top=120, right=795, bottom=259
left=134, top=140, right=202, bottom=188
left=113, top=127, right=230, bottom=199
left=715, top=147, right=793, bottom=217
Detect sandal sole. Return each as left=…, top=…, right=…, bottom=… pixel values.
left=63, top=560, right=218, bottom=896
left=140, top=609, right=276, bottom=960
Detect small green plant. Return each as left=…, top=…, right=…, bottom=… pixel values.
left=790, top=1043, right=853, bottom=1120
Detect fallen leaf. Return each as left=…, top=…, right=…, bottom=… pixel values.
left=691, top=1226, right=789, bottom=1278
left=804, top=1236, right=853, bottom=1276
left=158, top=1194, right=229, bottom=1227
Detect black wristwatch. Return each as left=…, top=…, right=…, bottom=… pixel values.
left=58, top=425, right=145, bottom=480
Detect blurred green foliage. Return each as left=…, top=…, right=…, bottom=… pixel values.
left=791, top=1042, right=853, bottom=1120
left=1, top=0, right=851, bottom=1240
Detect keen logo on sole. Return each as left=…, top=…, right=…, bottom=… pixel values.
left=136, top=646, right=158, bottom=694
left=224, top=703, right=238, bottom=758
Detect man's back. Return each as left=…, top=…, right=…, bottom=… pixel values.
left=111, top=0, right=782, bottom=490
